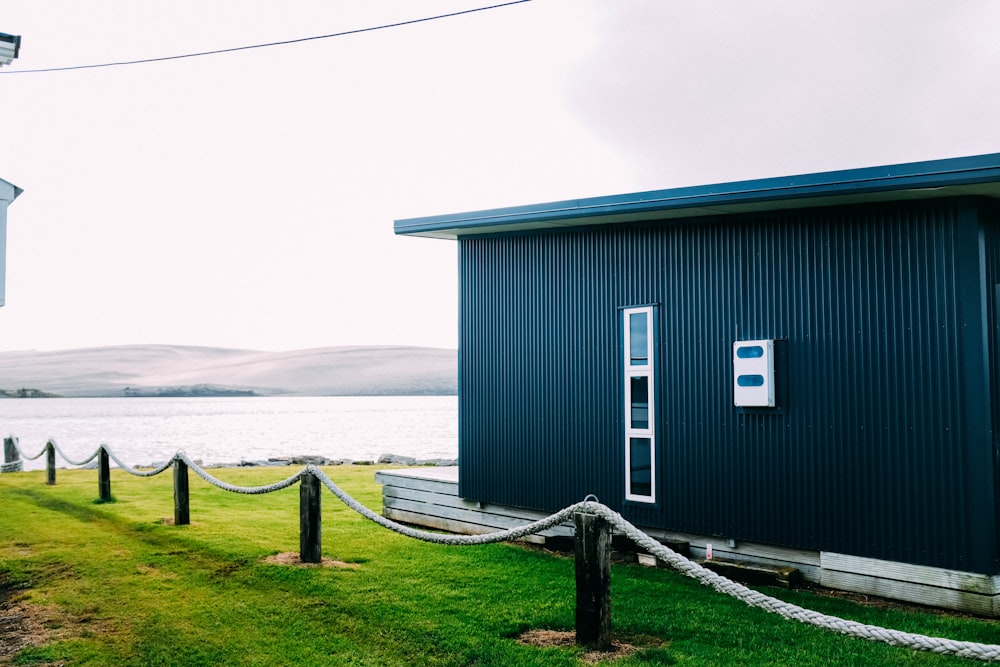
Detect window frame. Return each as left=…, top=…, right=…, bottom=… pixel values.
left=623, top=305, right=657, bottom=504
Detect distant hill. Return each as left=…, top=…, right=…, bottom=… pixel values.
left=0, top=345, right=457, bottom=397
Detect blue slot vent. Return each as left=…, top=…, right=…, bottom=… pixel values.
left=736, top=345, right=764, bottom=358
left=737, top=374, right=765, bottom=387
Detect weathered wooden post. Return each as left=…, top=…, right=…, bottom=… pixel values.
left=46, top=441, right=56, bottom=485
left=98, top=446, right=111, bottom=502
left=173, top=457, right=190, bottom=526
left=299, top=469, right=322, bottom=563
left=575, top=511, right=612, bottom=650
left=2, top=436, right=22, bottom=473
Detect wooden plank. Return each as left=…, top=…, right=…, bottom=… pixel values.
left=375, top=471, right=460, bottom=497
left=694, top=549, right=821, bottom=583
left=379, top=477, right=459, bottom=497
left=638, top=528, right=821, bottom=581
left=383, top=485, right=570, bottom=527
left=820, top=569, right=997, bottom=617
left=378, top=470, right=576, bottom=542
left=383, top=507, right=546, bottom=544
left=643, top=528, right=820, bottom=567
left=821, top=552, right=997, bottom=595
left=383, top=496, right=574, bottom=537
left=382, top=485, right=480, bottom=510
left=379, top=475, right=573, bottom=525
left=376, top=467, right=459, bottom=481
left=382, top=495, right=574, bottom=536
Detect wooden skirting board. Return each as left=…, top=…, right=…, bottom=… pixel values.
left=376, top=468, right=1000, bottom=616
left=375, top=467, right=572, bottom=545
left=819, top=552, right=1000, bottom=617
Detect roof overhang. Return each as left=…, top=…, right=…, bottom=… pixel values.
left=0, top=32, right=21, bottom=67
left=394, top=153, right=1000, bottom=239
left=0, top=178, right=22, bottom=203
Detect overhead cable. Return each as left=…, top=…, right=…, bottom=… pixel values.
left=0, top=0, right=531, bottom=75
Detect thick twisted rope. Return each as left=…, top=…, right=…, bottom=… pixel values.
left=585, top=503, right=1000, bottom=662
left=47, top=440, right=102, bottom=467
left=310, top=466, right=579, bottom=545
left=5, top=434, right=999, bottom=661
left=310, top=479, right=1000, bottom=662
left=177, top=451, right=306, bottom=494
left=6, top=436, right=101, bottom=466
left=7, top=436, right=52, bottom=461
left=104, top=446, right=175, bottom=477
left=3, top=437, right=301, bottom=490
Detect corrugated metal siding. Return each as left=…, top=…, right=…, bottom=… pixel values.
left=458, top=199, right=997, bottom=573
left=981, top=202, right=1000, bottom=572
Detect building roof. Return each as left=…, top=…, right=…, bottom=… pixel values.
left=0, top=177, right=23, bottom=202
left=394, top=153, right=1000, bottom=239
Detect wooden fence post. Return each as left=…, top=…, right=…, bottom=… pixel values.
left=173, top=458, right=190, bottom=526
left=46, top=441, right=56, bottom=486
left=2, top=436, right=22, bottom=473
left=98, top=447, right=111, bottom=502
left=575, top=511, right=612, bottom=650
left=299, top=470, right=322, bottom=563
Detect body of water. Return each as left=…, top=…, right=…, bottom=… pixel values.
left=0, top=396, right=457, bottom=472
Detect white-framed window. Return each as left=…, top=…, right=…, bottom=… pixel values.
left=623, top=306, right=655, bottom=503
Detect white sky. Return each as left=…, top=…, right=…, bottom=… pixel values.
left=1, top=0, right=999, bottom=352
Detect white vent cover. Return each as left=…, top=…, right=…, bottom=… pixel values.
left=733, top=339, right=775, bottom=407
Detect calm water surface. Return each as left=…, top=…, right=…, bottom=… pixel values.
left=0, top=396, right=457, bottom=471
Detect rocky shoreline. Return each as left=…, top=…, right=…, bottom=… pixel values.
left=137, top=453, right=457, bottom=470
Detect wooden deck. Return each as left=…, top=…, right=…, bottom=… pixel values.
left=376, top=467, right=1000, bottom=616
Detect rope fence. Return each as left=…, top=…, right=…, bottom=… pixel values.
left=3, top=433, right=1000, bottom=661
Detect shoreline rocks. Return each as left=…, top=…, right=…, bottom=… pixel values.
left=37, top=453, right=458, bottom=471
left=206, top=453, right=457, bottom=469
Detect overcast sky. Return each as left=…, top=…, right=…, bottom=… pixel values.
left=2, top=0, right=999, bottom=353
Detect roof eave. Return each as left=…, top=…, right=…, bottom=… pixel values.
left=0, top=178, right=22, bottom=202
left=394, top=153, right=1000, bottom=239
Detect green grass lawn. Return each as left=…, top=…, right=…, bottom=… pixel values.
left=2, top=466, right=999, bottom=666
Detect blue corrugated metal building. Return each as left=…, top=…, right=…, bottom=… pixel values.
left=395, top=154, right=1000, bottom=613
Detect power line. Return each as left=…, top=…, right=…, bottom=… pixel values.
left=0, top=0, right=532, bottom=75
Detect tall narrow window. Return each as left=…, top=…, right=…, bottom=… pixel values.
left=623, top=306, right=655, bottom=503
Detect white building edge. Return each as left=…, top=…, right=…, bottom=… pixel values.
left=0, top=177, right=24, bottom=307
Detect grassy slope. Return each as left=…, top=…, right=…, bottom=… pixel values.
left=1, top=467, right=999, bottom=666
